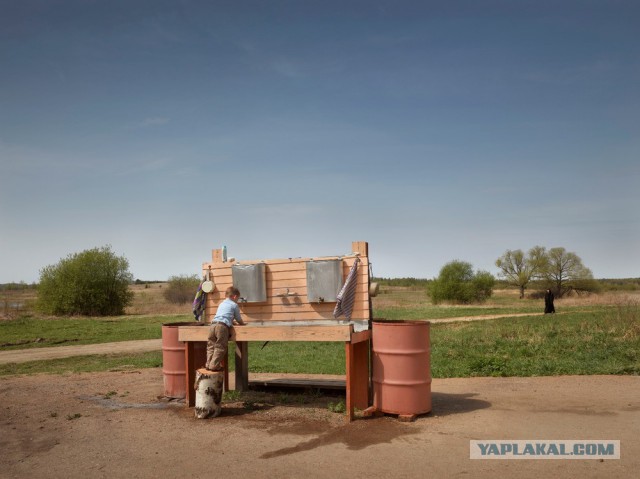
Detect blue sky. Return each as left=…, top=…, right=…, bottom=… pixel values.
left=1, top=0, right=639, bottom=283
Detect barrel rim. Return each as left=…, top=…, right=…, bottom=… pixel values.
left=372, top=319, right=431, bottom=325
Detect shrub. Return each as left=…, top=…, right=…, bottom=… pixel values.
left=163, top=275, right=200, bottom=304
left=37, top=246, right=134, bottom=316
left=429, top=260, right=496, bottom=304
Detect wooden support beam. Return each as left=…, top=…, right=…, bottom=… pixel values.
left=235, top=341, right=249, bottom=392
left=352, top=339, right=370, bottom=410
left=179, top=324, right=354, bottom=343
left=224, top=359, right=229, bottom=393
left=185, top=342, right=196, bottom=407
left=345, top=341, right=355, bottom=422
left=350, top=330, right=371, bottom=344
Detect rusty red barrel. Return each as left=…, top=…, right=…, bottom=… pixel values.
left=372, top=320, right=432, bottom=415
left=162, top=322, right=207, bottom=398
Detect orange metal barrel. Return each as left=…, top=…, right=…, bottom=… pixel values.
left=372, top=320, right=432, bottom=415
left=162, top=322, right=207, bottom=398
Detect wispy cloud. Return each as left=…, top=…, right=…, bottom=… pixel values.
left=271, top=59, right=303, bottom=78
left=520, top=60, right=615, bottom=86
left=134, top=117, right=171, bottom=128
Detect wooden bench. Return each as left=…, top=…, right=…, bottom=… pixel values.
left=179, top=241, right=373, bottom=421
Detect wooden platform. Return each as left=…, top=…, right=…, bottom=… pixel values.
left=248, top=377, right=347, bottom=391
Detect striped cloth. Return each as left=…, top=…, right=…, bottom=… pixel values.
left=192, top=282, right=207, bottom=322
left=333, top=258, right=360, bottom=320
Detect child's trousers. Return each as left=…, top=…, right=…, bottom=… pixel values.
left=206, top=322, right=230, bottom=371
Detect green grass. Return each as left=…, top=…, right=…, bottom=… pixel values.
left=0, top=314, right=191, bottom=350
left=0, top=343, right=345, bottom=377
left=375, top=304, right=542, bottom=320
left=2, top=289, right=638, bottom=379
left=246, top=341, right=344, bottom=374
left=431, top=307, right=640, bottom=377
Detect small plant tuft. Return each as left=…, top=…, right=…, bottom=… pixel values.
left=327, top=399, right=346, bottom=413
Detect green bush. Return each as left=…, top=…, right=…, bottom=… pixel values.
left=163, top=275, right=200, bottom=304
left=429, top=260, right=496, bottom=304
left=37, top=246, right=134, bottom=316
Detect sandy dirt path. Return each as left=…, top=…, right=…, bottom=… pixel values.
left=0, top=339, right=162, bottom=364
left=1, top=369, right=637, bottom=479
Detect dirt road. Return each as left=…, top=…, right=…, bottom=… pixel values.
left=1, top=370, right=637, bottom=479
left=0, top=339, right=162, bottom=364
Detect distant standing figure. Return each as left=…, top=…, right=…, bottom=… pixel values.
left=544, top=289, right=555, bottom=314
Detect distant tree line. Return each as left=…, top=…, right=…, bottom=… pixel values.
left=0, top=282, right=37, bottom=291
left=26, top=244, right=637, bottom=317
left=596, top=278, right=640, bottom=292
left=371, top=277, right=431, bottom=287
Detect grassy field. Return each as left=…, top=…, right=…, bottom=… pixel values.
left=0, top=315, right=189, bottom=350
left=1, top=285, right=638, bottom=378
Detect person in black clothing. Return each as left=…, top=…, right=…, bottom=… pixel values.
left=544, top=289, right=555, bottom=314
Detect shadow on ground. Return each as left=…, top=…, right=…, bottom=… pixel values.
left=430, top=391, right=492, bottom=417
left=251, top=392, right=491, bottom=459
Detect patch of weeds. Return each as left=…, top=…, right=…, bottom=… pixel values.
left=49, top=412, right=58, bottom=418
left=469, top=356, right=509, bottom=376
left=104, top=391, right=117, bottom=399
left=327, top=400, right=345, bottom=414
left=223, top=390, right=242, bottom=402
left=66, top=413, right=82, bottom=420
left=294, top=394, right=309, bottom=405
left=243, top=401, right=258, bottom=411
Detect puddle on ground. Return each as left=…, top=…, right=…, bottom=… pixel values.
left=77, top=395, right=183, bottom=410
left=255, top=417, right=424, bottom=459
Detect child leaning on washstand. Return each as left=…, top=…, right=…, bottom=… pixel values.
left=206, top=286, right=246, bottom=371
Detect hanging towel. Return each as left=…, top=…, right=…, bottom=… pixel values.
left=192, top=282, right=207, bottom=322
left=333, top=258, right=360, bottom=319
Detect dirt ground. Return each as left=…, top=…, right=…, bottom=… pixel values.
left=1, top=370, right=638, bottom=479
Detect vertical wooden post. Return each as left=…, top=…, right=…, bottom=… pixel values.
left=351, top=241, right=368, bottom=257
left=235, top=341, right=249, bottom=391
left=185, top=342, right=196, bottom=407
left=223, top=358, right=229, bottom=392
left=345, top=341, right=355, bottom=422
left=352, top=339, right=370, bottom=410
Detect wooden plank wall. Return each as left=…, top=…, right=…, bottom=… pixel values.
left=202, top=242, right=370, bottom=323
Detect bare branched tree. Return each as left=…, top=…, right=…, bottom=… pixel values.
left=495, top=246, right=547, bottom=299
left=543, top=247, right=596, bottom=297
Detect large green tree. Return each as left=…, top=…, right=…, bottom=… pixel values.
left=37, top=246, right=134, bottom=316
left=429, top=260, right=495, bottom=304
left=495, top=246, right=547, bottom=299
left=543, top=247, right=597, bottom=297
